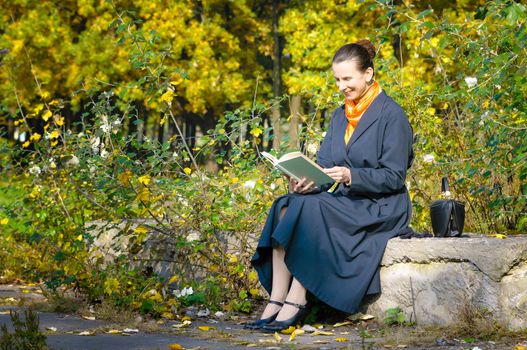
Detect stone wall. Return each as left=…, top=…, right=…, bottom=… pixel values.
left=364, top=235, right=527, bottom=330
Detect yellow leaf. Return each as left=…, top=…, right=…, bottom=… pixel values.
left=0, top=218, right=8, bottom=225
left=107, top=329, right=121, bottom=334
left=168, top=344, right=184, bottom=350
left=493, top=234, right=507, bottom=239
left=76, top=234, right=83, bottom=241
left=181, top=316, right=191, bottom=321
left=117, top=171, right=132, bottom=185
left=281, top=326, right=296, bottom=334
left=312, top=330, right=334, bottom=336
left=198, top=326, right=213, bottom=331
left=160, top=90, right=175, bottom=104
left=42, top=110, right=52, bottom=121
left=184, top=167, right=192, bottom=175
left=138, top=175, right=151, bottom=186
left=335, top=337, right=349, bottom=342
left=249, top=288, right=260, bottom=297
left=135, top=226, right=149, bottom=235
left=514, top=345, right=526, bottom=350
left=250, top=127, right=263, bottom=137
left=49, top=129, right=60, bottom=139
left=248, top=270, right=258, bottom=281
left=30, top=133, right=41, bottom=142
left=168, top=275, right=178, bottom=284
left=273, top=332, right=282, bottom=342
left=289, top=329, right=304, bottom=341
left=333, top=321, right=353, bottom=327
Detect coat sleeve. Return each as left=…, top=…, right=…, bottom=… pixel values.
left=316, top=109, right=337, bottom=169
left=348, top=108, right=413, bottom=195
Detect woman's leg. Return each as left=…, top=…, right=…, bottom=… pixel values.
left=259, top=207, right=292, bottom=319
left=275, top=277, right=307, bottom=321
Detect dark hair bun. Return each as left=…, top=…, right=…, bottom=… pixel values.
left=356, top=39, right=376, bottom=60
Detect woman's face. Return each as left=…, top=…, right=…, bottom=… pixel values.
left=332, top=60, right=374, bottom=102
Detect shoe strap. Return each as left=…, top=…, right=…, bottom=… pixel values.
left=284, top=300, right=306, bottom=309
left=269, top=300, right=284, bottom=307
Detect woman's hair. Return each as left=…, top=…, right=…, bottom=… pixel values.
left=332, top=39, right=376, bottom=72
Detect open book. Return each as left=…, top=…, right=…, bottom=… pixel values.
left=261, top=151, right=334, bottom=188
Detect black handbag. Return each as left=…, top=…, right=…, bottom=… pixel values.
left=429, top=177, right=465, bottom=237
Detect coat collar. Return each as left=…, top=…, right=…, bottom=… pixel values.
left=346, top=90, right=387, bottom=149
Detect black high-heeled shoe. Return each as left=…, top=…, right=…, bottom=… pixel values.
left=243, top=300, right=284, bottom=330
left=261, top=300, right=309, bottom=333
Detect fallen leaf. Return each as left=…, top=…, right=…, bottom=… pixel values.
left=273, top=332, right=282, bottom=342
left=46, top=327, right=57, bottom=332
left=172, top=320, right=192, bottom=328
left=360, top=314, right=375, bottom=321
left=168, top=344, right=184, bottom=350
left=21, top=289, right=30, bottom=293
left=281, top=326, right=296, bottom=334
left=0, top=311, right=11, bottom=315
left=289, top=329, right=304, bottom=341
left=333, top=321, right=353, bottom=327
left=312, top=330, right=334, bottom=336
left=514, top=346, right=526, bottom=350
left=181, top=315, right=192, bottom=321
left=123, top=328, right=139, bottom=333
left=198, top=326, right=214, bottom=331
left=336, top=337, right=349, bottom=342
left=340, top=331, right=350, bottom=335
left=214, top=311, right=225, bottom=317
left=78, top=331, right=94, bottom=336
left=397, top=345, right=408, bottom=348
left=246, top=344, right=257, bottom=347
left=492, top=234, right=507, bottom=239
left=81, top=315, right=96, bottom=321
left=107, top=329, right=121, bottom=334
left=313, top=340, right=329, bottom=344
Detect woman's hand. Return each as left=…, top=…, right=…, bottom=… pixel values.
left=323, top=166, right=352, bottom=185
left=288, top=176, right=315, bottom=194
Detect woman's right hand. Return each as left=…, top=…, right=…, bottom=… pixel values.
left=288, top=176, right=315, bottom=194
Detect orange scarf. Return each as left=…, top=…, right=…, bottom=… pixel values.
left=344, top=81, right=382, bottom=144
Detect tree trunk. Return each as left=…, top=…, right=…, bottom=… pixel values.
left=289, top=95, right=301, bottom=150
left=271, top=0, right=282, bottom=150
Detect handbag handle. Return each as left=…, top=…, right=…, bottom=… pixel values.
left=441, top=176, right=451, bottom=198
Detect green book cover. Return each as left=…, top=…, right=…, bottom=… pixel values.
left=261, top=151, right=334, bottom=188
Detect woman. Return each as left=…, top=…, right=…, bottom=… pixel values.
left=246, top=40, right=414, bottom=332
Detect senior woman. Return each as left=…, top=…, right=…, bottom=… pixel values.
left=245, top=39, right=414, bottom=332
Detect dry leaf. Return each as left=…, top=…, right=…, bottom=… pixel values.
left=313, top=340, right=329, bottom=344
left=78, top=331, right=94, bottom=336
left=301, top=324, right=317, bottom=333
left=198, top=326, right=214, bottom=331
left=340, top=331, right=350, bottom=335
left=514, top=346, right=526, bottom=350
left=46, top=327, right=57, bottom=332
left=246, top=344, right=257, bottom=347
left=0, top=311, right=11, bottom=315
left=172, top=320, right=192, bottom=328
left=336, top=337, right=349, bottom=342
left=168, top=344, right=184, bottom=350
left=493, top=234, right=507, bottom=239
left=107, top=329, right=121, bottom=334
left=312, top=330, right=334, bottom=336
left=123, top=328, right=139, bottom=333
left=397, top=345, right=408, bottom=348
left=333, top=321, right=353, bottom=327
left=289, top=329, right=304, bottom=341
left=81, top=315, right=96, bottom=321
left=360, top=314, right=375, bottom=320
left=181, top=315, right=192, bottom=321
left=280, top=326, right=296, bottom=334
left=273, top=332, right=282, bottom=342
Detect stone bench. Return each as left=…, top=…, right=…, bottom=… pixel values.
left=365, top=235, right=527, bottom=330
left=88, top=221, right=527, bottom=329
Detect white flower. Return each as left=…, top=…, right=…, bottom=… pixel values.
left=113, top=120, right=122, bottom=126
left=186, top=231, right=200, bottom=242
left=173, top=289, right=182, bottom=298
left=29, top=165, right=41, bottom=175
left=214, top=311, right=224, bottom=317
left=306, top=143, right=318, bottom=155
left=270, top=183, right=277, bottom=190
left=89, top=166, right=97, bottom=174
left=149, top=289, right=157, bottom=296
left=19, top=131, right=27, bottom=142
left=465, top=76, right=478, bottom=88
left=322, top=131, right=327, bottom=137
left=243, top=180, right=256, bottom=189
left=422, top=154, right=435, bottom=163
left=100, top=148, right=109, bottom=159
left=100, top=123, right=111, bottom=133
left=495, top=84, right=501, bottom=90
left=65, top=155, right=79, bottom=167
left=90, top=137, right=101, bottom=153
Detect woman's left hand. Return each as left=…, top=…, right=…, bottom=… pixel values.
left=323, top=166, right=352, bottom=185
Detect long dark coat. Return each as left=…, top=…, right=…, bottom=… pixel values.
left=251, top=91, right=414, bottom=314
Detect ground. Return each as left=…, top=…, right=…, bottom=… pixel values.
left=0, top=283, right=524, bottom=350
